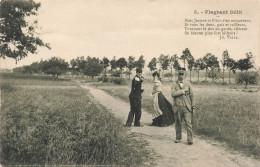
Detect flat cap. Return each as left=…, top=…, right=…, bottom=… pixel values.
left=178, top=67, right=186, bottom=74
left=136, top=68, right=142, bottom=73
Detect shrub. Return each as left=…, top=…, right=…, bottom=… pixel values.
left=102, top=76, right=109, bottom=82
left=111, top=78, right=126, bottom=85
left=1, top=83, right=16, bottom=92
left=111, top=71, right=121, bottom=77
left=206, top=67, right=221, bottom=82
left=98, top=76, right=109, bottom=82
left=236, top=71, right=259, bottom=88
left=164, top=72, right=173, bottom=78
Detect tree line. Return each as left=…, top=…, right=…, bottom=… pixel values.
left=13, top=48, right=256, bottom=85
left=12, top=55, right=146, bottom=81
left=147, top=48, right=256, bottom=88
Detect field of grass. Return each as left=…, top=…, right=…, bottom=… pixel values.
left=94, top=81, right=260, bottom=159
left=0, top=74, right=151, bottom=166
left=0, top=73, right=76, bottom=86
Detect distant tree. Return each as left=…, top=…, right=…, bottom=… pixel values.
left=207, top=66, right=221, bottom=82
left=38, top=59, right=45, bottom=76
left=102, top=57, right=110, bottom=77
left=180, top=48, right=192, bottom=68
left=73, top=56, right=87, bottom=77
left=23, top=65, right=33, bottom=75
left=171, top=54, right=180, bottom=81
left=203, top=53, right=220, bottom=81
left=126, top=56, right=136, bottom=80
left=187, top=55, right=195, bottom=82
left=135, top=55, right=145, bottom=70
left=84, top=56, right=103, bottom=81
left=110, top=56, right=117, bottom=71
left=116, top=57, right=127, bottom=77
left=0, top=0, right=50, bottom=61
left=147, top=57, right=157, bottom=73
left=194, top=58, right=205, bottom=83
left=13, top=66, right=25, bottom=73
left=236, top=71, right=259, bottom=89
left=237, top=52, right=254, bottom=72
left=236, top=52, right=255, bottom=88
left=70, top=58, right=80, bottom=77
left=221, top=50, right=229, bottom=83
left=169, top=54, right=177, bottom=81
left=30, top=62, right=40, bottom=75
left=42, top=57, right=69, bottom=79
left=226, top=57, right=237, bottom=83
left=158, top=54, right=170, bottom=77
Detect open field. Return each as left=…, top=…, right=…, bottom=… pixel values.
left=92, top=80, right=260, bottom=159
left=0, top=74, right=151, bottom=166
left=0, top=73, right=76, bottom=86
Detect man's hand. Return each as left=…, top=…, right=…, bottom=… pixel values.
left=192, top=106, right=196, bottom=113
left=183, top=86, right=189, bottom=94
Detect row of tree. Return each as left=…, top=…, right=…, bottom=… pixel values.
left=13, top=55, right=146, bottom=80
left=147, top=48, right=255, bottom=84
left=13, top=48, right=255, bottom=83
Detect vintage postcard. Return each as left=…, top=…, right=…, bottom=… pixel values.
left=0, top=0, right=259, bottom=166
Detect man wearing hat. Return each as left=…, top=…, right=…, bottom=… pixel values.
left=171, top=67, right=196, bottom=145
left=125, top=68, right=144, bottom=127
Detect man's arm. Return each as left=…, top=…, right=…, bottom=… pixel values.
left=171, top=82, right=185, bottom=98
left=132, top=77, right=143, bottom=93
left=188, top=83, right=195, bottom=108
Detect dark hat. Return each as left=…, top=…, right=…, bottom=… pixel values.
left=152, top=71, right=160, bottom=78
left=136, top=68, right=142, bottom=73
left=178, top=67, right=186, bottom=74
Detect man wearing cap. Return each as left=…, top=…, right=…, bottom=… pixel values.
left=171, top=67, right=195, bottom=145
left=125, top=68, right=144, bottom=127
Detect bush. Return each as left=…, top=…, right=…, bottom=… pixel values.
left=111, top=71, right=121, bottom=77
left=236, top=71, right=259, bottom=88
left=111, top=78, right=126, bottom=85
left=1, top=83, right=16, bottom=92
left=164, top=72, right=173, bottom=78
left=98, top=76, right=109, bottom=82
left=206, top=67, right=221, bottom=82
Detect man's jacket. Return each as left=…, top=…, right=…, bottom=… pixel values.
left=171, top=80, right=195, bottom=112
left=129, top=75, right=143, bottom=99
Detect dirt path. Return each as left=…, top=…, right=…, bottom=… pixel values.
left=79, top=84, right=260, bottom=167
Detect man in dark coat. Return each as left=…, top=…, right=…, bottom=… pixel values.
left=125, top=68, right=144, bottom=127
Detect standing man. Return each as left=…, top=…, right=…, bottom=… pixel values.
left=125, top=68, right=144, bottom=127
left=171, top=67, right=195, bottom=145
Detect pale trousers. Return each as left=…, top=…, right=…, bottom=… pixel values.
left=174, top=105, right=193, bottom=142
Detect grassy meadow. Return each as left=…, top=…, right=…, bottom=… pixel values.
left=94, top=80, right=260, bottom=159
left=0, top=73, right=152, bottom=166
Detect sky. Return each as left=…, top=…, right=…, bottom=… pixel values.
left=1, top=0, right=260, bottom=70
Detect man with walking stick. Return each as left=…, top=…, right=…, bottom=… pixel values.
left=171, top=67, right=196, bottom=145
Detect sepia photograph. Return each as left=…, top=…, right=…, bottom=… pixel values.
left=0, top=0, right=260, bottom=166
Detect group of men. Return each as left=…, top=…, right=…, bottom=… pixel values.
left=125, top=67, right=196, bottom=145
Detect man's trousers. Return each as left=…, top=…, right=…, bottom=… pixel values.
left=126, top=97, right=142, bottom=126
left=174, top=105, right=193, bottom=142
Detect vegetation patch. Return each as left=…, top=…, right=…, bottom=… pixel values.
left=99, top=82, right=260, bottom=159
left=0, top=77, right=151, bottom=165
